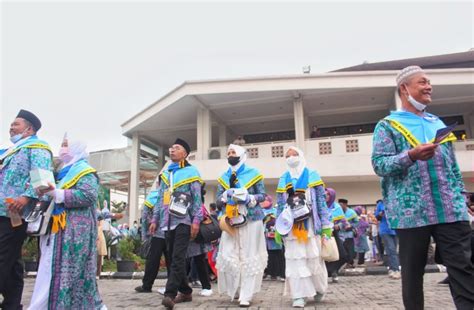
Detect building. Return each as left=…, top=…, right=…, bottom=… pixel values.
left=121, top=51, right=474, bottom=224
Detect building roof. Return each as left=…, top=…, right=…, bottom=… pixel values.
left=333, top=50, right=474, bottom=72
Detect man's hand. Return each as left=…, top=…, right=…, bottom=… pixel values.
left=408, top=143, right=438, bottom=161
left=7, top=196, right=30, bottom=212
left=190, top=223, right=200, bottom=240
left=149, top=223, right=157, bottom=235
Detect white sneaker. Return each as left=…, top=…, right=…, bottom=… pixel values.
left=239, top=300, right=250, bottom=307
left=390, top=271, right=401, bottom=279
left=199, top=289, right=213, bottom=297
left=157, top=287, right=165, bottom=295
left=292, top=298, right=305, bottom=308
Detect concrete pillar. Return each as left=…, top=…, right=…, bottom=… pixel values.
left=157, top=145, right=166, bottom=170
left=304, top=116, right=310, bottom=139
left=128, top=133, right=140, bottom=227
left=196, top=107, right=212, bottom=160
left=467, top=113, right=474, bottom=139
left=293, top=97, right=306, bottom=151
left=219, top=124, right=227, bottom=146
left=394, top=89, right=402, bottom=110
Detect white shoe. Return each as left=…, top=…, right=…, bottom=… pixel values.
left=157, top=287, right=165, bottom=295
left=277, top=276, right=285, bottom=282
left=199, top=289, right=213, bottom=297
left=292, top=298, right=305, bottom=308
left=390, top=271, right=401, bottom=279
left=314, top=292, right=325, bottom=302
left=239, top=300, right=250, bottom=307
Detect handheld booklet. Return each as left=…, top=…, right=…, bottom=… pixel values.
left=434, top=122, right=457, bottom=144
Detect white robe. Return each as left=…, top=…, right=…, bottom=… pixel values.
left=216, top=220, right=268, bottom=302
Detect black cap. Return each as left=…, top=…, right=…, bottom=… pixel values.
left=174, top=138, right=191, bottom=156
left=17, top=109, right=42, bottom=131
left=338, top=198, right=348, bottom=204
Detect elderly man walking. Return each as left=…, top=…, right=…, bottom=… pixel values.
left=149, top=138, right=203, bottom=310
left=371, top=66, right=474, bottom=310
left=0, top=110, right=53, bottom=309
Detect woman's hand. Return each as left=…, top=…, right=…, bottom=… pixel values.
left=36, top=182, right=55, bottom=197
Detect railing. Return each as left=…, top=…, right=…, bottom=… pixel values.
left=187, top=136, right=474, bottom=160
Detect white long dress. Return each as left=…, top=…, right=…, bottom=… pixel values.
left=284, top=218, right=328, bottom=299
left=216, top=220, right=268, bottom=303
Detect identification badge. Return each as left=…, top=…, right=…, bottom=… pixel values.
left=163, top=190, right=171, bottom=205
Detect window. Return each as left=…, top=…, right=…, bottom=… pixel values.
left=247, top=147, right=259, bottom=158
left=271, top=146, right=284, bottom=158
left=319, top=142, right=332, bottom=155
left=346, top=139, right=359, bottom=152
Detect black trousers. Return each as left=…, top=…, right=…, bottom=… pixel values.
left=192, top=253, right=211, bottom=290
left=266, top=249, right=285, bottom=278
left=397, top=222, right=474, bottom=310
left=164, top=224, right=192, bottom=298
left=343, top=237, right=355, bottom=265
left=142, top=237, right=169, bottom=290
left=357, top=252, right=365, bottom=265
left=326, top=230, right=347, bottom=275
left=0, top=217, right=27, bottom=310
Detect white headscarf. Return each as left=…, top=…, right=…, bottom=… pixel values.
left=228, top=143, right=247, bottom=172
left=286, top=146, right=307, bottom=179
left=62, top=140, right=89, bottom=167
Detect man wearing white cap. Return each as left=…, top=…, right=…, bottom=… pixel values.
left=371, top=66, right=474, bottom=309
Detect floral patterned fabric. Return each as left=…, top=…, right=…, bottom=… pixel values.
left=0, top=147, right=52, bottom=217
left=48, top=173, right=104, bottom=309
left=372, top=119, right=469, bottom=229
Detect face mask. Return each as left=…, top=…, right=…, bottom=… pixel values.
left=9, top=128, right=28, bottom=144
left=405, top=85, right=427, bottom=112
left=227, top=156, right=240, bottom=166
left=59, top=147, right=73, bottom=163
left=10, top=134, right=23, bottom=144
left=286, top=156, right=300, bottom=168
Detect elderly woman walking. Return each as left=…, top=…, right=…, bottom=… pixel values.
left=29, top=139, right=106, bottom=310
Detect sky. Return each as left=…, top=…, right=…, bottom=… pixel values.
left=1, top=1, right=473, bottom=153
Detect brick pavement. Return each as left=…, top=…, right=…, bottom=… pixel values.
left=20, top=273, right=455, bottom=309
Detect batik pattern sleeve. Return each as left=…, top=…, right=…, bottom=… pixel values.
left=448, top=143, right=466, bottom=193
left=151, top=182, right=165, bottom=225
left=190, top=181, right=203, bottom=225
left=372, top=121, right=415, bottom=177
left=141, top=206, right=152, bottom=240
left=63, top=174, right=99, bottom=209
left=23, top=148, right=53, bottom=199
left=312, top=185, right=331, bottom=228
left=250, top=180, right=266, bottom=203
left=216, top=183, right=225, bottom=203
left=276, top=192, right=286, bottom=217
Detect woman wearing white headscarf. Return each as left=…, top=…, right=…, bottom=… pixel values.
left=275, top=147, right=331, bottom=308
left=215, top=144, right=268, bottom=307
left=29, top=138, right=106, bottom=310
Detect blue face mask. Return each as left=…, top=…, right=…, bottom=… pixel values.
left=10, top=133, right=23, bottom=144
left=405, top=85, right=427, bottom=112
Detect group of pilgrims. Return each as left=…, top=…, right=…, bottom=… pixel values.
left=141, top=140, right=359, bottom=309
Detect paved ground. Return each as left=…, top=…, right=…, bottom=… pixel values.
left=20, top=273, right=455, bottom=309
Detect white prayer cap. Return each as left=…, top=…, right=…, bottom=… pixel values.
left=396, top=65, right=425, bottom=87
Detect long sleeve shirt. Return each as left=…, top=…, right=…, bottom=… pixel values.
left=0, top=147, right=53, bottom=218
left=372, top=120, right=469, bottom=229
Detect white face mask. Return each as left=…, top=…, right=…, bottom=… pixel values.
left=286, top=156, right=300, bottom=168
left=405, top=85, right=427, bottom=112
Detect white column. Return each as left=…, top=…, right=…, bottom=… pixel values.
left=394, top=89, right=402, bottom=110
left=219, top=124, right=227, bottom=146
left=196, top=107, right=212, bottom=160
left=128, top=133, right=140, bottom=227
left=293, top=97, right=306, bottom=151
left=157, top=145, right=166, bottom=170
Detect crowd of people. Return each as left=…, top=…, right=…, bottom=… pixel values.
left=0, top=65, right=472, bottom=310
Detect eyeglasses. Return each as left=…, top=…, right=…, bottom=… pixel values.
left=169, top=146, right=185, bottom=152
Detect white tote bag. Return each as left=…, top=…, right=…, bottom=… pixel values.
left=321, top=236, right=339, bottom=262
